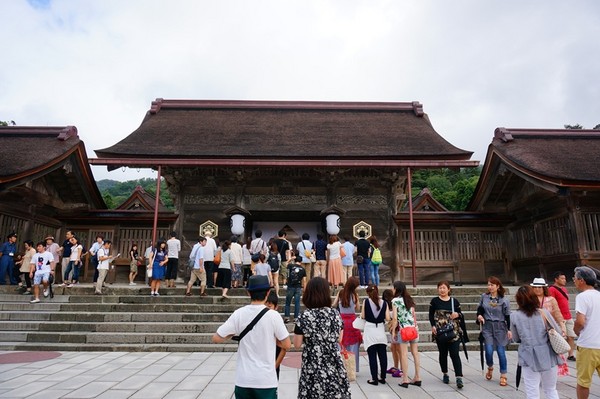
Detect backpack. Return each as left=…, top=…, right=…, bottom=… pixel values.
left=371, top=247, right=382, bottom=263
left=267, top=252, right=280, bottom=272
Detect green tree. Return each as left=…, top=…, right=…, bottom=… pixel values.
left=411, top=167, right=481, bottom=211
left=0, top=120, right=16, bottom=126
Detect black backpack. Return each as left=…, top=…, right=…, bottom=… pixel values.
left=267, top=252, right=280, bottom=272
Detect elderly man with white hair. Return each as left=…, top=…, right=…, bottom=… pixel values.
left=573, top=265, right=600, bottom=399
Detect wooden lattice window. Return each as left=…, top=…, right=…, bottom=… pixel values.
left=538, top=216, right=573, bottom=256
left=581, top=212, right=600, bottom=252
left=512, top=225, right=536, bottom=259
left=401, top=230, right=452, bottom=261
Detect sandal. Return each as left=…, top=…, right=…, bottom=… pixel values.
left=486, top=367, right=493, bottom=380
left=499, top=376, right=507, bottom=386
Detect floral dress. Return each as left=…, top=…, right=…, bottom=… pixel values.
left=295, top=307, right=351, bottom=399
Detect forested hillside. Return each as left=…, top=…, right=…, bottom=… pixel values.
left=97, top=178, right=174, bottom=210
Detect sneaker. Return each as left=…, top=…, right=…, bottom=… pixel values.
left=456, top=377, right=464, bottom=389
left=22, top=291, right=32, bottom=295
left=66, top=283, right=74, bottom=288
left=154, top=292, right=160, bottom=296
left=150, top=292, right=155, bottom=297
left=58, top=283, right=66, bottom=287
left=392, top=370, right=403, bottom=378
left=442, top=374, right=450, bottom=384
left=30, top=298, right=40, bottom=303
left=129, top=282, right=137, bottom=286
left=282, top=285, right=287, bottom=289
left=386, top=367, right=398, bottom=374
left=43, top=289, right=49, bottom=297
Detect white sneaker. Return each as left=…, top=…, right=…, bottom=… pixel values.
left=282, top=285, right=287, bottom=289
left=129, top=282, right=136, bottom=286
left=30, top=298, right=40, bottom=303
left=43, top=289, right=49, bottom=297
left=67, top=283, right=74, bottom=288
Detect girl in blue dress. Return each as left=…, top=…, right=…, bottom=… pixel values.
left=149, top=240, right=168, bottom=297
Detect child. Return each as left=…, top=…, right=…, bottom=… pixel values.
left=266, top=290, right=286, bottom=379
left=29, top=242, right=55, bottom=303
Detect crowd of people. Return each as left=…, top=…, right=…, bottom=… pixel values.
left=2, top=229, right=600, bottom=399
left=210, top=262, right=599, bottom=399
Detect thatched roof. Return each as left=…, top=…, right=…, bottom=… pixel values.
left=95, top=99, right=473, bottom=163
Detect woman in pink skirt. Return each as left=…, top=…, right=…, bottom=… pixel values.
left=327, top=235, right=344, bottom=290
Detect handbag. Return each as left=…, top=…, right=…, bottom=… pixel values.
left=541, top=310, right=570, bottom=355
left=436, top=298, right=457, bottom=343
left=352, top=317, right=366, bottom=331
left=400, top=326, right=418, bottom=341
left=213, top=249, right=221, bottom=266
left=341, top=348, right=356, bottom=381
left=340, top=245, right=346, bottom=258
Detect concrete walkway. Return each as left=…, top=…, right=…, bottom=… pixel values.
left=0, top=350, right=597, bottom=399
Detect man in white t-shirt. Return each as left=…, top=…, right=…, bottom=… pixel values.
left=573, top=266, right=600, bottom=399
left=95, top=240, right=115, bottom=295
left=203, top=231, right=217, bottom=288
left=213, top=275, right=290, bottom=398
left=29, top=242, right=54, bottom=304
left=166, top=232, right=181, bottom=288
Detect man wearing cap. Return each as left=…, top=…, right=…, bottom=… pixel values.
left=573, top=266, right=600, bottom=399
left=0, top=233, right=18, bottom=285
left=213, top=275, right=291, bottom=398
left=45, top=236, right=60, bottom=277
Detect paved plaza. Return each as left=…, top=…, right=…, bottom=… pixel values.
left=0, top=350, right=597, bottom=399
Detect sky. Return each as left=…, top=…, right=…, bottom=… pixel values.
left=1, top=0, right=599, bottom=182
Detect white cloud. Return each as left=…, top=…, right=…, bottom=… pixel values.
left=1, top=0, right=599, bottom=181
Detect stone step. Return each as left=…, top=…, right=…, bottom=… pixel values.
left=0, top=311, right=234, bottom=323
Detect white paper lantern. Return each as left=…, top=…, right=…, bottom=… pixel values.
left=325, top=213, right=340, bottom=235
left=230, top=214, right=246, bottom=235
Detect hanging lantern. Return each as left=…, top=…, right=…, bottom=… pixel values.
left=230, top=214, right=246, bottom=235
left=325, top=213, right=341, bottom=235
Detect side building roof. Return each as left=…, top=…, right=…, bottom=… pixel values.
left=469, top=127, right=600, bottom=211
left=95, top=99, right=473, bottom=167
left=0, top=126, right=105, bottom=208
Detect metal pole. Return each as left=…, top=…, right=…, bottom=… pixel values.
left=407, top=167, right=417, bottom=287
left=152, top=165, right=162, bottom=245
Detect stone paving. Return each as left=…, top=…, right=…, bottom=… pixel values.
left=0, top=350, right=598, bottom=399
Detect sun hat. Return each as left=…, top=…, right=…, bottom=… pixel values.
left=530, top=277, right=548, bottom=287
left=45, top=236, right=55, bottom=241
left=247, top=275, right=271, bottom=292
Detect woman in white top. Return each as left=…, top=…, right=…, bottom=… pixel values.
left=327, top=235, right=344, bottom=289
left=63, top=236, right=82, bottom=287
left=361, top=284, right=391, bottom=385
left=216, top=240, right=233, bottom=298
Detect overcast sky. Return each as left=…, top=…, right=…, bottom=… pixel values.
left=1, top=0, right=599, bottom=181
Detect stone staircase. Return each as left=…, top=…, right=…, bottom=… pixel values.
left=0, top=284, right=575, bottom=352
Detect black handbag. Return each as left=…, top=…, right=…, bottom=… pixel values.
left=436, top=298, right=457, bottom=343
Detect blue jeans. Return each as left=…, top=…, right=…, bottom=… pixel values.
left=357, top=259, right=371, bottom=286
left=485, top=343, right=507, bottom=374
left=284, top=286, right=302, bottom=319
left=370, top=262, right=380, bottom=286
left=64, top=260, right=81, bottom=282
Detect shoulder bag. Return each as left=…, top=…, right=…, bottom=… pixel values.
left=232, top=307, right=270, bottom=342
left=435, top=298, right=457, bottom=343
left=540, top=310, right=570, bottom=355
left=400, top=307, right=419, bottom=341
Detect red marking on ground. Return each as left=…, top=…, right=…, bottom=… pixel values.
left=281, top=352, right=302, bottom=369
left=0, top=352, right=62, bottom=364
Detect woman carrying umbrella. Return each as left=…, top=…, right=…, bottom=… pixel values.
left=476, top=276, right=512, bottom=386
